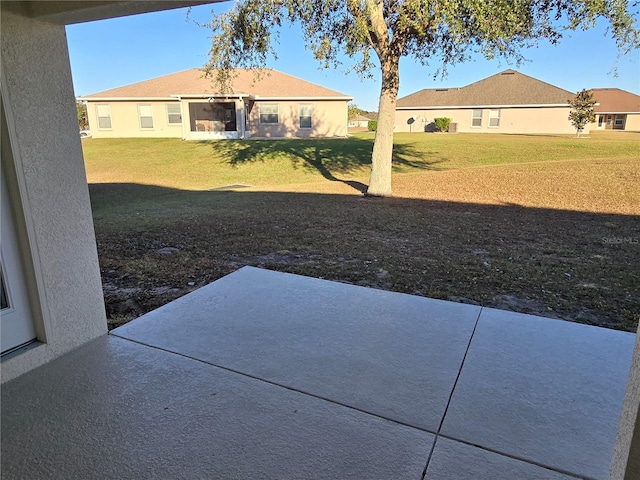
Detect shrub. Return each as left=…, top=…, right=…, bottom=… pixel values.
left=434, top=117, right=452, bottom=132
left=368, top=120, right=377, bottom=131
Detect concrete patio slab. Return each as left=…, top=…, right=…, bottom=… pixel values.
left=425, top=437, right=576, bottom=479
left=1, top=335, right=434, bottom=479
left=440, top=307, right=635, bottom=480
left=112, top=266, right=481, bottom=431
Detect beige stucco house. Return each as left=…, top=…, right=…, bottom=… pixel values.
left=590, top=88, right=640, bottom=132
left=396, top=70, right=579, bottom=134
left=79, top=69, right=352, bottom=139
left=1, top=2, right=639, bottom=477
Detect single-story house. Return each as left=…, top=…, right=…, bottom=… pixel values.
left=395, top=70, right=579, bottom=134
left=348, top=114, right=373, bottom=128
left=79, top=69, right=352, bottom=140
left=590, top=88, right=640, bottom=131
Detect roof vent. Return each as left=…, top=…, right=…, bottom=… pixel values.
left=435, top=89, right=449, bottom=92
left=501, top=72, right=515, bottom=75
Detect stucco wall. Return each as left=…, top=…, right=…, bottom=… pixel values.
left=395, top=106, right=578, bottom=134
left=610, top=326, right=640, bottom=479
left=1, top=8, right=107, bottom=382
left=590, top=113, right=640, bottom=132
left=623, top=113, right=640, bottom=132
left=248, top=100, right=348, bottom=138
left=87, top=100, right=184, bottom=138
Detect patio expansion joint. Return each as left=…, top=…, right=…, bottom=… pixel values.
left=434, top=433, right=594, bottom=480
left=420, top=306, right=483, bottom=479
left=109, top=332, right=439, bottom=436
left=420, top=307, right=594, bottom=480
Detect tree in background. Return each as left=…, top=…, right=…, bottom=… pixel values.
left=203, top=0, right=638, bottom=196
left=77, top=101, right=88, bottom=131
left=348, top=102, right=361, bottom=123
left=568, top=89, right=597, bottom=137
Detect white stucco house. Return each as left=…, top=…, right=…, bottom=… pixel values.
left=0, top=2, right=639, bottom=478
left=79, top=68, right=352, bottom=140
left=396, top=70, right=580, bottom=134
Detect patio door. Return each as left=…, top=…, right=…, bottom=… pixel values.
left=1, top=100, right=36, bottom=355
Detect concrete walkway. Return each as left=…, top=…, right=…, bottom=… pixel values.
left=1, top=267, right=635, bottom=479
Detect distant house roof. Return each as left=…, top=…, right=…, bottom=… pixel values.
left=591, top=88, right=640, bottom=113
left=80, top=68, right=351, bottom=100
left=396, top=70, right=574, bottom=108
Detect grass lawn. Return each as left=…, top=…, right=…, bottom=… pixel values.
left=84, top=131, right=640, bottom=331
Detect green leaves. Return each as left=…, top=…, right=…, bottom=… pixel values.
left=568, top=88, right=597, bottom=135
left=203, top=0, right=638, bottom=88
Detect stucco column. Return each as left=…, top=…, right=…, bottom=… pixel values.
left=610, top=326, right=640, bottom=479
left=1, top=6, right=107, bottom=382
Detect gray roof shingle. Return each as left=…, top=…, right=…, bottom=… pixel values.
left=397, top=70, right=574, bottom=108
left=81, top=68, right=350, bottom=99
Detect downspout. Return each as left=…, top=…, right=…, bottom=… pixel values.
left=177, top=96, right=186, bottom=140
left=345, top=100, right=349, bottom=137
left=239, top=97, right=245, bottom=139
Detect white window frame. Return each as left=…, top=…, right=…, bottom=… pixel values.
left=166, top=103, right=182, bottom=125
left=299, top=103, right=313, bottom=129
left=96, top=104, right=112, bottom=130
left=471, top=109, right=482, bottom=128
left=614, top=115, right=625, bottom=127
left=489, top=109, right=501, bottom=128
left=138, top=103, right=154, bottom=129
left=259, top=103, right=279, bottom=124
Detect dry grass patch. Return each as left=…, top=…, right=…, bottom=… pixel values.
left=85, top=132, right=640, bottom=331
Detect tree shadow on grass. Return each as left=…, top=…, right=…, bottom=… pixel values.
left=88, top=182, right=640, bottom=333
left=203, top=136, right=447, bottom=194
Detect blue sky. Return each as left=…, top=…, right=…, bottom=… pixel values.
left=67, top=3, right=639, bottom=112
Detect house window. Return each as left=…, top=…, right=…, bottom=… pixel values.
left=614, top=114, right=625, bottom=129
left=471, top=109, right=482, bottom=127
left=166, top=104, right=182, bottom=124
left=138, top=104, right=154, bottom=129
left=259, top=103, right=279, bottom=124
left=489, top=109, right=501, bottom=127
left=96, top=104, right=112, bottom=129
left=299, top=104, right=313, bottom=129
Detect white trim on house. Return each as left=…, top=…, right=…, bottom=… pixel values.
left=252, top=96, right=353, bottom=101
left=172, top=94, right=251, bottom=99
left=79, top=96, right=176, bottom=101
left=397, top=103, right=572, bottom=110
left=596, top=111, right=638, bottom=114
left=189, top=131, right=239, bottom=140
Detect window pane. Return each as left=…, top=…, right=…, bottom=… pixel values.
left=489, top=110, right=500, bottom=127
left=167, top=104, right=182, bottom=124
left=138, top=104, right=152, bottom=116
left=1, top=269, right=9, bottom=310
left=300, top=117, right=312, bottom=128
left=260, top=114, right=278, bottom=124
left=260, top=104, right=278, bottom=115
left=300, top=104, right=313, bottom=116
left=259, top=104, right=279, bottom=124
left=140, top=116, right=154, bottom=129
left=96, top=105, right=110, bottom=116
left=167, top=104, right=181, bottom=114
left=97, top=117, right=111, bottom=129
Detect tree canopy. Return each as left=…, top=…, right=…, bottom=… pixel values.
left=568, top=89, right=597, bottom=137
left=203, top=0, right=639, bottom=196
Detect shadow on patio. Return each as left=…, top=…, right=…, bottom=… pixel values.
left=1, top=266, right=636, bottom=479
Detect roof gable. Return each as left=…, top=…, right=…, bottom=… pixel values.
left=591, top=88, right=640, bottom=113
left=397, top=70, right=574, bottom=108
left=81, top=68, right=350, bottom=99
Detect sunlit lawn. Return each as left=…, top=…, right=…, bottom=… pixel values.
left=83, top=131, right=640, bottom=331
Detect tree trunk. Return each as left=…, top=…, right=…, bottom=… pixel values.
left=367, top=57, right=400, bottom=197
